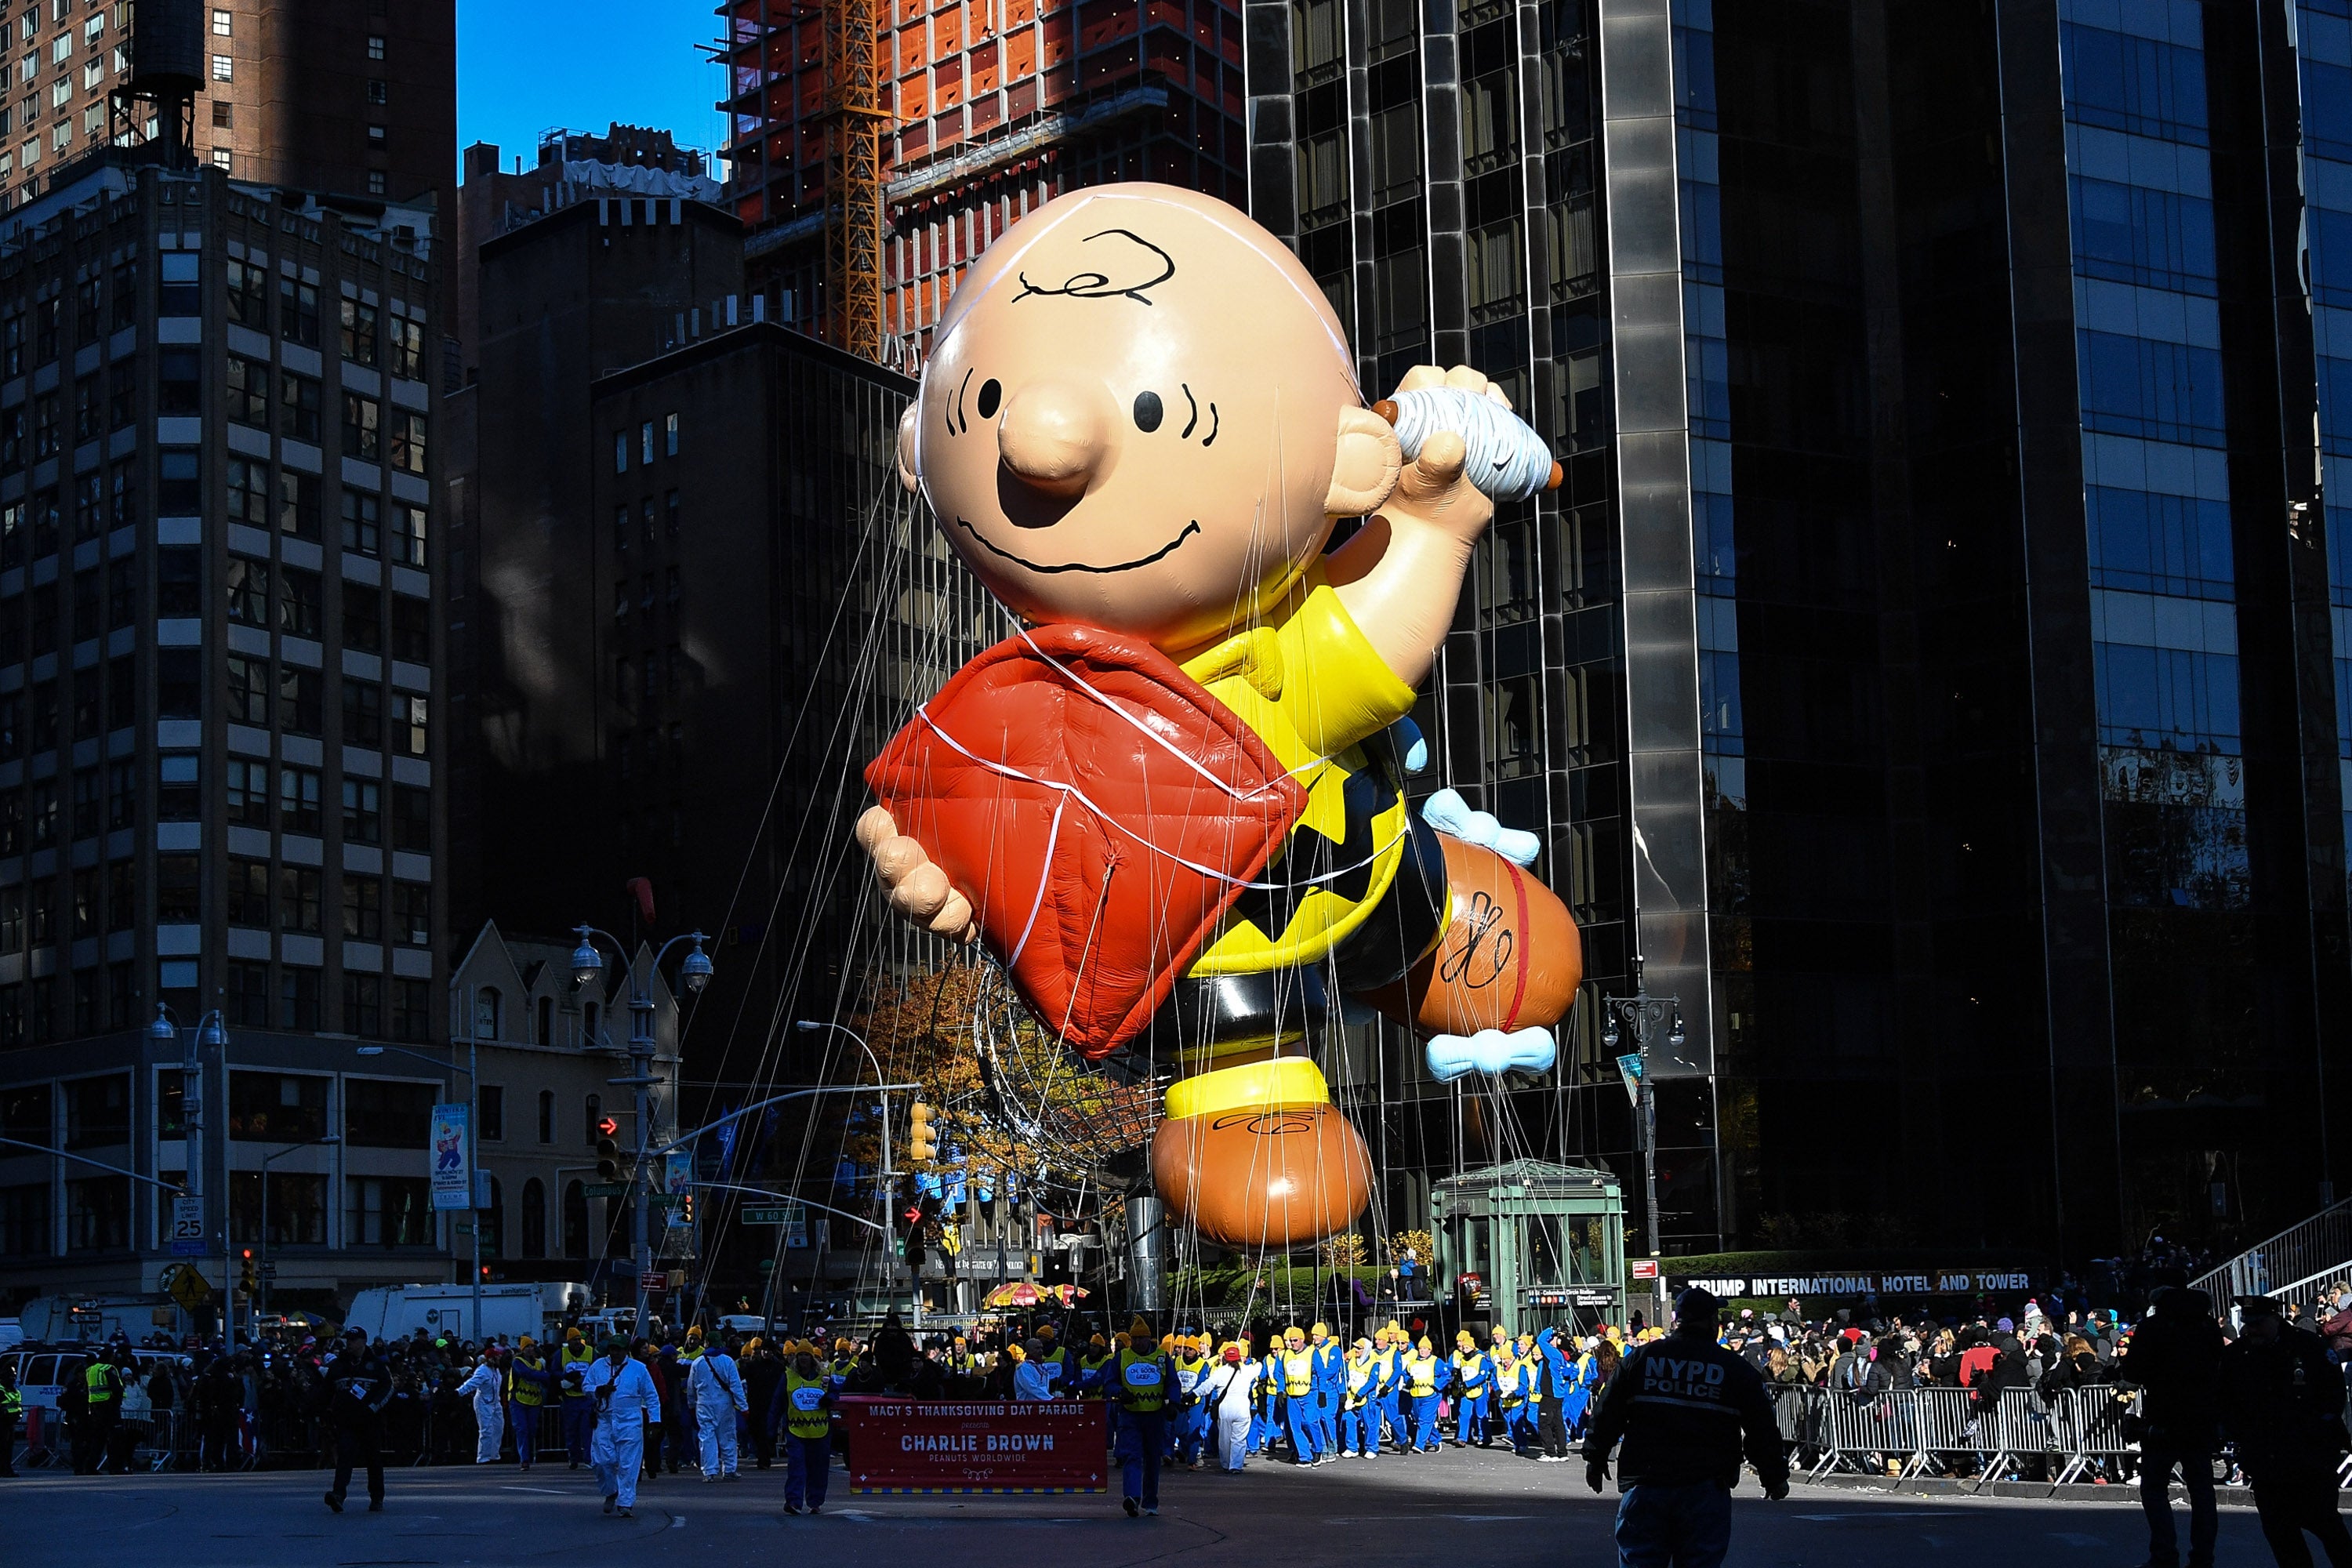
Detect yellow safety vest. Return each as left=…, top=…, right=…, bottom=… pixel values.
left=1116, top=1348, right=1167, bottom=1414
left=1453, top=1350, right=1488, bottom=1393
left=1494, top=1355, right=1524, bottom=1407
left=510, top=1356, right=547, bottom=1406
left=1404, top=1352, right=1437, bottom=1397
left=1283, top=1349, right=1314, bottom=1398
left=1080, top=1352, right=1114, bottom=1399
left=1345, top=1358, right=1373, bottom=1407
left=85, top=1363, right=116, bottom=1405
left=561, top=1345, right=596, bottom=1399
left=783, top=1370, right=831, bottom=1441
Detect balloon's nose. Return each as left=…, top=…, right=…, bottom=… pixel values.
left=996, top=379, right=1109, bottom=498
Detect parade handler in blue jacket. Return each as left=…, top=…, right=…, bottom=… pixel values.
left=1581, top=1288, right=1789, bottom=1568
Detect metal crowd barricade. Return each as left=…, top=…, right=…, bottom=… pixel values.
left=1767, top=1384, right=2140, bottom=1492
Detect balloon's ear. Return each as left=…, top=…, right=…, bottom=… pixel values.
left=1324, top=404, right=1402, bottom=517
left=896, top=403, right=921, bottom=494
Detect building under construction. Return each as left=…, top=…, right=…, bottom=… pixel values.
left=717, top=0, right=1246, bottom=362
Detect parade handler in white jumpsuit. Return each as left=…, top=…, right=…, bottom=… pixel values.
left=689, top=1338, right=749, bottom=1481
left=1205, top=1342, right=1260, bottom=1472
left=586, top=1338, right=663, bottom=1517
left=456, top=1352, right=504, bottom=1465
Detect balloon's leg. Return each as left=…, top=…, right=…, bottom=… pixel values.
left=1359, top=833, right=1581, bottom=1039
left=1149, top=1054, right=1374, bottom=1250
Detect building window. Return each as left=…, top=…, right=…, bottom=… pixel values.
left=391, top=978, right=429, bottom=1043
left=342, top=973, right=383, bottom=1036
left=613, top=431, right=628, bottom=474
left=343, top=392, right=380, bottom=461
left=344, top=1176, right=432, bottom=1246
left=340, top=876, right=381, bottom=939
left=478, top=1085, right=504, bottom=1142
left=278, top=667, right=322, bottom=735
left=583, top=1093, right=600, bottom=1145
left=226, top=758, right=270, bottom=826
left=562, top=1179, right=586, bottom=1258
left=368, top=34, right=386, bottom=60
left=390, top=783, right=429, bottom=851
left=212, top=9, right=232, bottom=35
left=474, top=986, right=501, bottom=1041
left=278, top=471, right=321, bottom=540
left=389, top=316, right=424, bottom=379
left=280, top=278, right=320, bottom=347
left=66, top=1175, right=129, bottom=1251
left=521, top=1177, right=546, bottom=1258
left=343, top=582, right=383, bottom=652
left=277, top=866, right=322, bottom=934
left=536, top=1087, right=554, bottom=1141
left=155, top=853, right=199, bottom=923
left=664, top=412, right=678, bottom=456
left=227, top=1072, right=329, bottom=1142
left=279, top=966, right=321, bottom=1030
left=342, top=491, right=380, bottom=556
left=280, top=371, right=321, bottom=441
left=279, top=766, right=323, bottom=836
left=210, top=53, right=231, bottom=81
left=342, top=777, right=381, bottom=844
left=227, top=958, right=271, bottom=1027
left=390, top=503, right=426, bottom=567
left=392, top=880, right=428, bottom=946
left=211, top=100, right=231, bottom=129
left=339, top=299, right=378, bottom=365
left=393, top=694, right=427, bottom=757
left=224, top=653, right=268, bottom=724
left=389, top=410, right=426, bottom=474
left=342, top=677, right=382, bottom=746
left=225, top=857, right=270, bottom=926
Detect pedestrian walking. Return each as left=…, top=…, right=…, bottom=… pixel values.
left=322, top=1329, right=394, bottom=1515
left=557, top=1327, right=597, bottom=1468
left=2220, top=1295, right=2352, bottom=1568
left=1112, top=1316, right=1174, bottom=1516
left=2118, top=1286, right=2223, bottom=1568
left=586, top=1338, right=661, bottom=1519
left=1206, top=1341, right=1258, bottom=1472
left=506, top=1338, right=554, bottom=1470
left=689, top=1338, right=749, bottom=1482
left=72, top=1350, right=123, bottom=1473
left=778, top=1344, right=836, bottom=1515
left=456, top=1352, right=504, bottom=1465
left=1582, top=1287, right=1790, bottom=1568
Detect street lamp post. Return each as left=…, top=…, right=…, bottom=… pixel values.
left=355, top=1040, right=481, bottom=1338
left=1600, top=958, right=1683, bottom=1330
left=151, top=1005, right=228, bottom=1326
left=794, top=1020, right=909, bottom=1323
left=256, top=1134, right=339, bottom=1330
left=572, top=927, right=712, bottom=1335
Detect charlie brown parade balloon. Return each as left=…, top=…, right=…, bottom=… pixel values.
left=860, top=185, right=1581, bottom=1249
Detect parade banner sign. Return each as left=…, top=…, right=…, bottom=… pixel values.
left=840, top=1397, right=1107, bottom=1494
left=428, top=1103, right=471, bottom=1211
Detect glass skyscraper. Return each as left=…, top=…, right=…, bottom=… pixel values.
left=1247, top=0, right=2351, bottom=1261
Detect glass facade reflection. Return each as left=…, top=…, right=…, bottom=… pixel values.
left=1245, top=0, right=2352, bottom=1262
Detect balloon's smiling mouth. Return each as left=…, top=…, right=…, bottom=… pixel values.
left=953, top=516, right=1203, bottom=575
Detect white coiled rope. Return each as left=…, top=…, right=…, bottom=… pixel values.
left=1380, top=386, right=1562, bottom=502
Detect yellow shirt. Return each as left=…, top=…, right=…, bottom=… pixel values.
left=1175, top=566, right=1420, bottom=975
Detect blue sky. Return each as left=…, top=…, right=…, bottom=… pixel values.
left=457, top=1, right=731, bottom=176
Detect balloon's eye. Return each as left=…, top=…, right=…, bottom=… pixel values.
left=976, top=379, right=1002, bottom=419
left=1133, top=391, right=1163, bottom=433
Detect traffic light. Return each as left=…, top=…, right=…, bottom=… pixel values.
left=595, top=1114, right=619, bottom=1138
left=906, top=1102, right=938, bottom=1163
left=901, top=1196, right=927, bottom=1272
left=597, top=1136, right=622, bottom=1181
left=239, top=1249, right=256, bottom=1295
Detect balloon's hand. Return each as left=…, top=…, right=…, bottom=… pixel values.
left=1381, top=365, right=1501, bottom=546
left=856, top=805, right=977, bottom=942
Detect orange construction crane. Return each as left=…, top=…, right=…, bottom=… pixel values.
left=821, top=0, right=889, bottom=361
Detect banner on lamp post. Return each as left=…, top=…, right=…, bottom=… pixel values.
left=430, top=1102, right=471, bottom=1211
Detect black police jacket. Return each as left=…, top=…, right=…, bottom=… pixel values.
left=2220, top=1324, right=2349, bottom=1480
left=1581, top=1333, right=1789, bottom=1491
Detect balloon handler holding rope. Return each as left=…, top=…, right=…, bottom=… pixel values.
left=859, top=185, right=1581, bottom=1250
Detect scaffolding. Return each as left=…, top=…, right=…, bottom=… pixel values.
left=821, top=0, right=887, bottom=361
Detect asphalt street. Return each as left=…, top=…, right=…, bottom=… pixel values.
left=0, top=1443, right=2297, bottom=1566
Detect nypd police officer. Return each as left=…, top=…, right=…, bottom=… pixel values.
left=2220, top=1294, right=2352, bottom=1568
left=1581, top=1287, right=1788, bottom=1568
